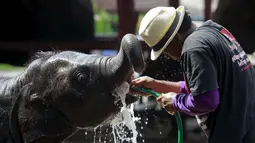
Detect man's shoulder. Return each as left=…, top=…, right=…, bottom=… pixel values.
left=182, top=20, right=222, bottom=54
left=190, top=20, right=221, bottom=37
left=191, top=20, right=223, bottom=37
left=200, top=20, right=223, bottom=29
left=181, top=31, right=208, bottom=54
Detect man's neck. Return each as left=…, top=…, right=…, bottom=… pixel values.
left=179, top=22, right=197, bottom=42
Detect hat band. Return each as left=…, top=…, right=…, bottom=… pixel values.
left=151, top=11, right=180, bottom=52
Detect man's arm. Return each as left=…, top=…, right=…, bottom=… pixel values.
left=152, top=80, right=184, bottom=94
left=173, top=46, right=220, bottom=116
left=172, top=80, right=219, bottom=116
left=173, top=89, right=220, bottom=116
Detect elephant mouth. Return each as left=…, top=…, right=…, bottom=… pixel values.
left=127, top=71, right=135, bottom=83
left=126, top=70, right=140, bottom=84
left=113, top=71, right=139, bottom=107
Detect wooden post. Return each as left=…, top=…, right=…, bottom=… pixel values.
left=168, top=0, right=179, bottom=8
left=117, top=0, right=138, bottom=41
left=204, top=0, right=212, bottom=21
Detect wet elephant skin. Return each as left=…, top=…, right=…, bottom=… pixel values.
left=0, top=34, right=145, bottom=143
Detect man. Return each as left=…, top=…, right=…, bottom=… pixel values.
left=131, top=5, right=255, bottom=143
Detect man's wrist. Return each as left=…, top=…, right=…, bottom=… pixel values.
left=172, top=94, right=180, bottom=111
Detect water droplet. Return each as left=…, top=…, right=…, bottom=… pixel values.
left=93, top=127, right=98, bottom=143
left=99, top=126, right=102, bottom=143
left=139, top=133, right=143, bottom=137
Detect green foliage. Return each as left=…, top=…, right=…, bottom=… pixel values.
left=92, top=0, right=117, bottom=35
left=91, top=0, right=145, bottom=35
left=0, top=63, right=24, bottom=71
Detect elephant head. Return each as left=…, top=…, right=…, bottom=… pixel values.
left=13, top=33, right=145, bottom=135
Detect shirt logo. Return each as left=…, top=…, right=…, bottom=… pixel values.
left=220, top=28, right=252, bottom=71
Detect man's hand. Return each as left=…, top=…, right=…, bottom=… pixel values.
left=130, top=76, right=156, bottom=88
left=130, top=76, right=156, bottom=96
left=130, top=76, right=182, bottom=95
left=156, top=92, right=178, bottom=115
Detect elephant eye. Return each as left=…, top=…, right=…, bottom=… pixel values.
left=74, top=71, right=89, bottom=81
left=75, top=72, right=86, bottom=81
left=73, top=69, right=89, bottom=82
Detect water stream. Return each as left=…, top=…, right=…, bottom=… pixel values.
left=89, top=82, right=140, bottom=143
left=110, top=82, right=140, bottom=143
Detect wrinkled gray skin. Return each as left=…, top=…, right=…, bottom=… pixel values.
left=0, top=34, right=145, bottom=143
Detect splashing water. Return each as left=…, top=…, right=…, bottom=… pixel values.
left=94, top=126, right=98, bottom=143
left=110, top=82, right=140, bottom=143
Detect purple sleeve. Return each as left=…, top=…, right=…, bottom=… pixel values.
left=172, top=89, right=220, bottom=116
left=179, top=81, right=188, bottom=93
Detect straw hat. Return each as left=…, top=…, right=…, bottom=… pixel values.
left=138, top=5, right=186, bottom=60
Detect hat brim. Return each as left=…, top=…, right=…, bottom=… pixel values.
left=150, top=5, right=186, bottom=61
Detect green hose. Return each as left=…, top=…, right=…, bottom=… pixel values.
left=132, top=87, right=183, bottom=143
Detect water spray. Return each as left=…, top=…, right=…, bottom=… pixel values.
left=131, top=87, right=183, bottom=143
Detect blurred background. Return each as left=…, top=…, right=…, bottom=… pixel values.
left=0, top=0, right=254, bottom=142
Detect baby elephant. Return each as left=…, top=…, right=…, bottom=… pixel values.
left=0, top=34, right=145, bottom=143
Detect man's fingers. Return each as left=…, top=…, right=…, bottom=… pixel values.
left=157, top=96, right=168, bottom=104
left=131, top=76, right=148, bottom=85
left=131, top=80, right=148, bottom=89
left=163, top=104, right=172, bottom=110
left=156, top=96, right=163, bottom=102
left=163, top=105, right=176, bottom=115
left=162, top=92, right=177, bottom=99
left=131, top=79, right=143, bottom=86
left=131, top=78, right=140, bottom=84
left=133, top=80, right=143, bottom=87
left=157, top=96, right=174, bottom=109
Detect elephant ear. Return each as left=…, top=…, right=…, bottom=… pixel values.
left=10, top=84, right=75, bottom=143
left=9, top=83, right=32, bottom=143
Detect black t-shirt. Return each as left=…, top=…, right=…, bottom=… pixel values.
left=181, top=20, right=255, bottom=142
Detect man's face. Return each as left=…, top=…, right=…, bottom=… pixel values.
left=163, top=35, right=183, bottom=61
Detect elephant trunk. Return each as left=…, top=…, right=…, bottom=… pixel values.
left=106, top=34, right=145, bottom=86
